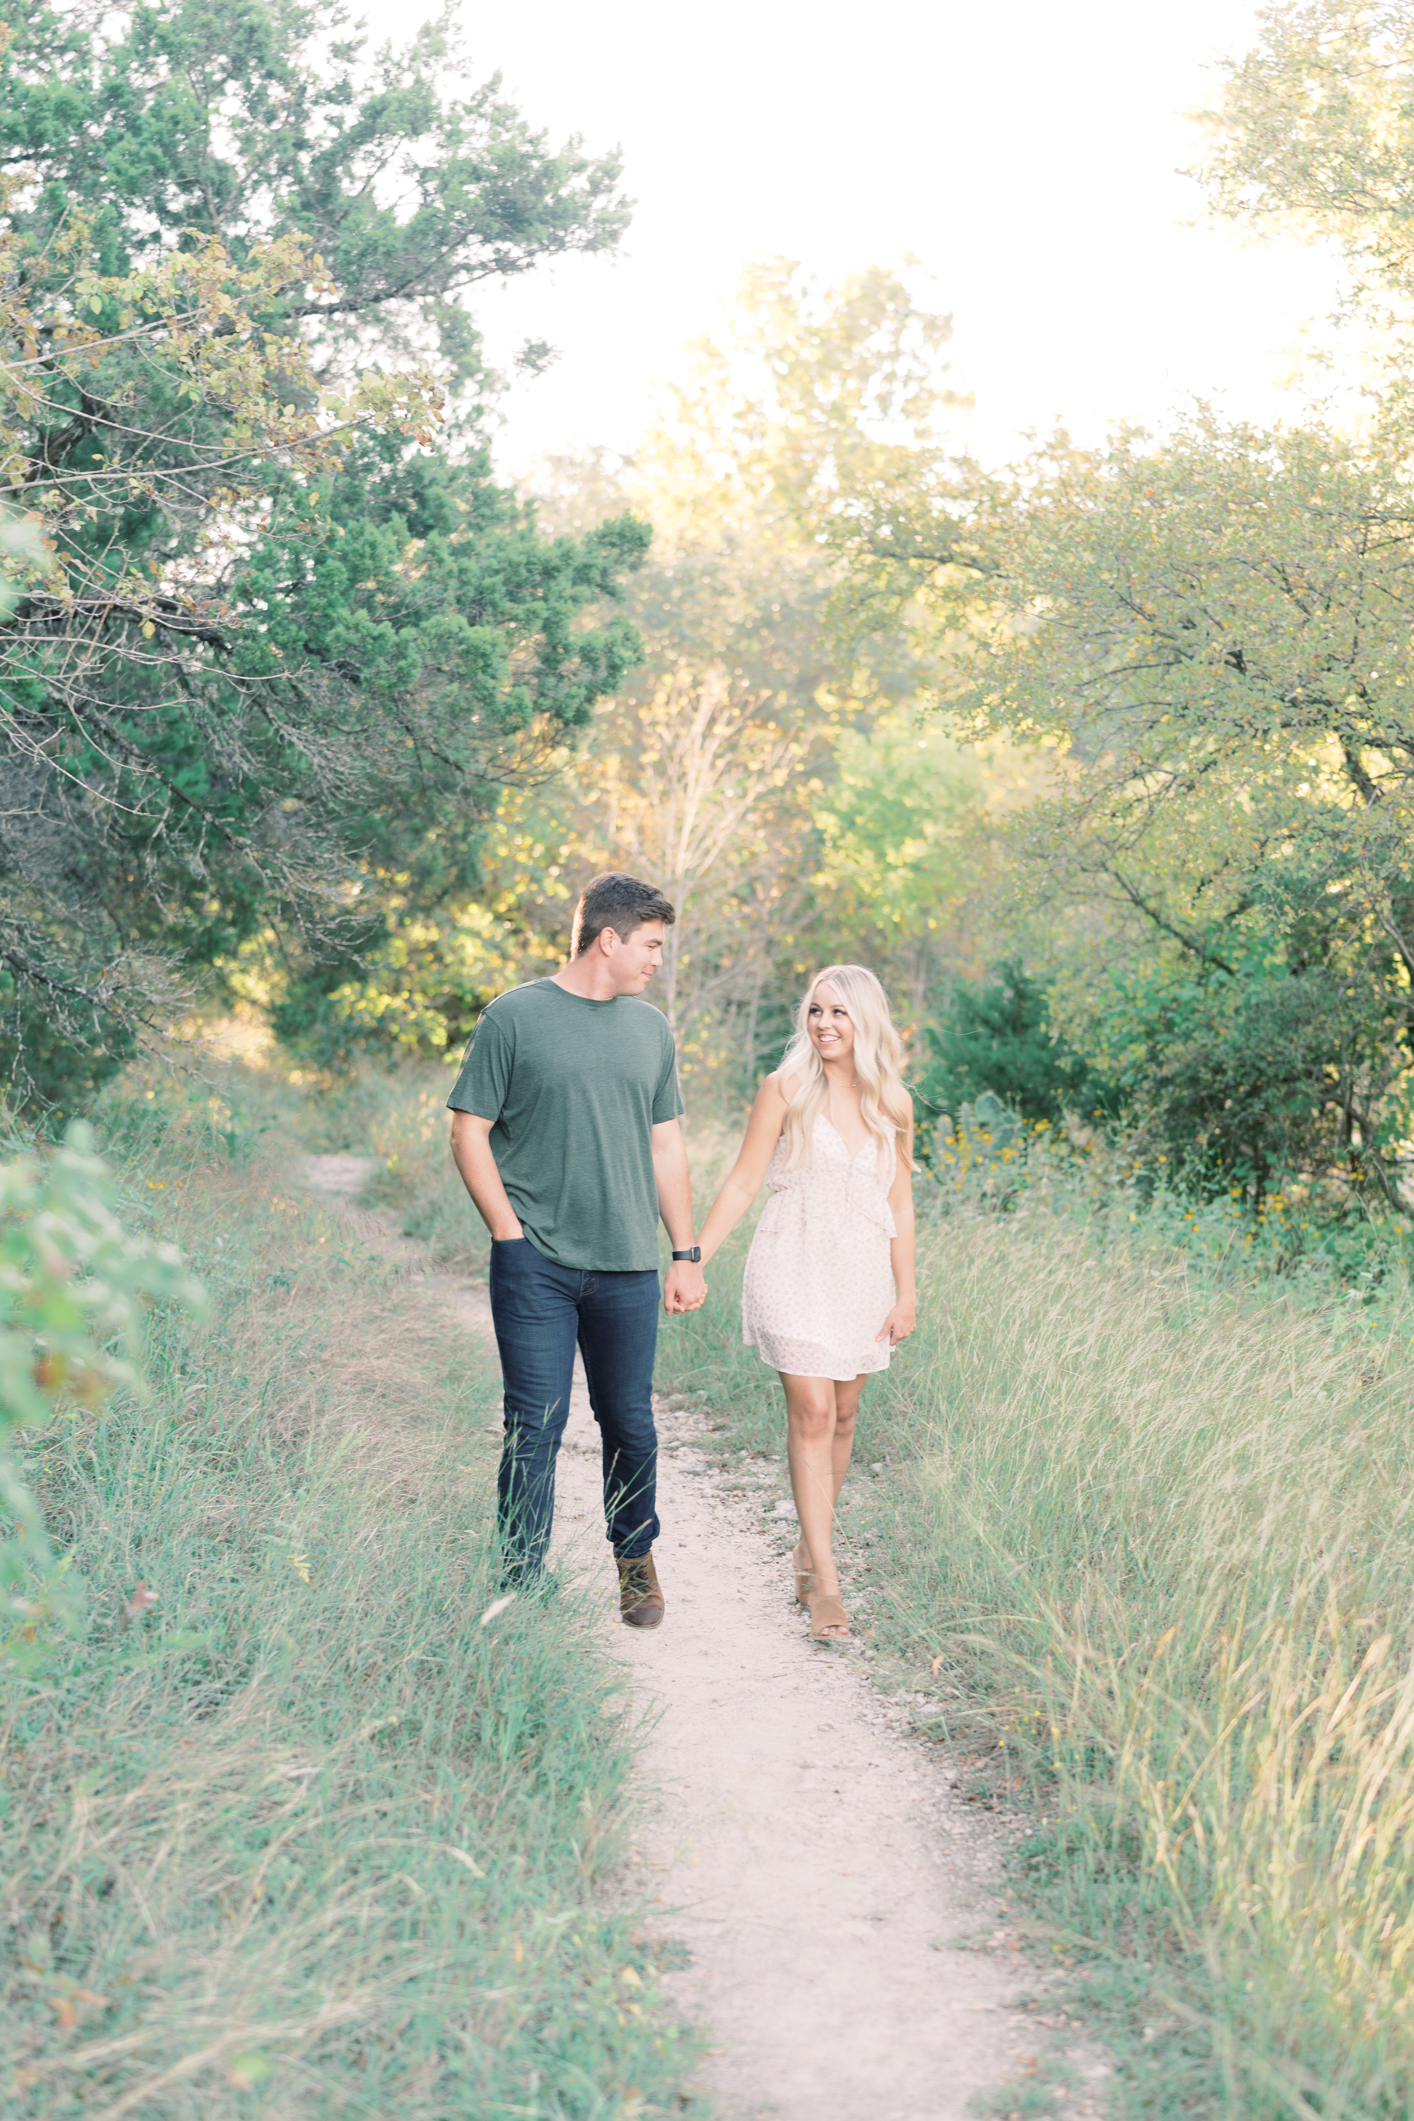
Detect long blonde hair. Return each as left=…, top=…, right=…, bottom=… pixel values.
left=778, top=964, right=914, bottom=1176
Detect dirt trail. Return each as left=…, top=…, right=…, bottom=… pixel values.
left=302, top=1155, right=1109, bottom=2121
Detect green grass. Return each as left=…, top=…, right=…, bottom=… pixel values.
left=659, top=1176, right=1414, bottom=2119
left=2, top=1074, right=697, bottom=2119
left=255, top=1055, right=493, bottom=1275
left=929, top=1112, right=1414, bottom=1307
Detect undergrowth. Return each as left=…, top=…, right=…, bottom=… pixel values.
left=1, top=1068, right=696, bottom=2119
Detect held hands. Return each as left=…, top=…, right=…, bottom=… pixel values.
left=664, top=1260, right=707, bottom=1314
left=876, top=1298, right=916, bottom=1347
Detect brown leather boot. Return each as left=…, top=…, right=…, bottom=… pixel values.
left=616, top=1550, right=665, bottom=1629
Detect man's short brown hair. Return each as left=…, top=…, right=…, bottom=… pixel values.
left=571, top=872, right=676, bottom=956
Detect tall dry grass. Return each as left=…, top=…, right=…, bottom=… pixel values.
left=659, top=1190, right=1414, bottom=2118
left=2, top=1077, right=696, bottom=2119
left=286, top=1060, right=493, bottom=1274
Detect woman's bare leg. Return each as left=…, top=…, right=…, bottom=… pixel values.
left=782, top=1373, right=843, bottom=1616
left=793, top=1375, right=867, bottom=1564
left=830, top=1375, right=868, bottom=1503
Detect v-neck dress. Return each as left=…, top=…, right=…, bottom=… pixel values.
left=740, top=1112, right=898, bottom=1380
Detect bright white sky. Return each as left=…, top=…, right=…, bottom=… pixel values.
left=364, top=0, right=1342, bottom=475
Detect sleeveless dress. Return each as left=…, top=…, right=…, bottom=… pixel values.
left=741, top=1113, right=898, bottom=1380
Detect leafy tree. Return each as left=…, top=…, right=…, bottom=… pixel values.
left=314, top=271, right=953, bottom=1078
left=0, top=3, right=645, bottom=1105
left=1058, top=943, right=1398, bottom=1201
left=309, top=263, right=1014, bottom=1095
left=1200, top=0, right=1414, bottom=327
left=918, top=961, right=1097, bottom=1128
left=807, top=713, right=1037, bottom=1026
left=917, top=411, right=1414, bottom=1203
left=530, top=269, right=991, bottom=1085
left=293, top=430, right=837, bottom=1081
left=6, top=1, right=628, bottom=385
left=663, top=257, right=974, bottom=693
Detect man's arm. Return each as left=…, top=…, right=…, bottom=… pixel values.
left=449, top=1110, right=523, bottom=1241
left=652, top=1117, right=706, bottom=1314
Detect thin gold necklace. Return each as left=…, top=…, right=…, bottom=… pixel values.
left=826, top=1077, right=860, bottom=1128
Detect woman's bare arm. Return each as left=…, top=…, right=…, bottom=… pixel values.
left=696, top=1073, right=791, bottom=1264
left=877, top=1122, right=917, bottom=1345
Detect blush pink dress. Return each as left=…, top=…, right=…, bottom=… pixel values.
left=741, top=1113, right=898, bottom=1380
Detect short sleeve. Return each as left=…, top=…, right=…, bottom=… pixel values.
left=447, top=1007, right=513, bottom=1118
left=651, top=1024, right=684, bottom=1123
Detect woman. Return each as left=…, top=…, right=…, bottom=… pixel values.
left=696, top=965, right=916, bottom=1641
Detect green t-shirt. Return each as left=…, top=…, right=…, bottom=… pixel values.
left=446, top=978, right=684, bottom=1271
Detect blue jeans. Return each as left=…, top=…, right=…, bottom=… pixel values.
left=488, top=1236, right=661, bottom=1579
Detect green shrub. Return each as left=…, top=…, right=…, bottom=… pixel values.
left=918, top=962, right=1099, bottom=1136
left=0, top=1123, right=204, bottom=1659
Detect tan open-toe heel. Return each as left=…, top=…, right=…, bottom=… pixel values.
left=792, top=1539, right=814, bottom=1608
left=809, top=1591, right=849, bottom=1642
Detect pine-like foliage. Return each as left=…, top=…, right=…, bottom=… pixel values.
left=0, top=3, right=648, bottom=1103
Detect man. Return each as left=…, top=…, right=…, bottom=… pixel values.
left=448, top=871, right=707, bottom=1627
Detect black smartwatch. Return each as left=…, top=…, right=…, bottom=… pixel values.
left=671, top=1246, right=702, bottom=1262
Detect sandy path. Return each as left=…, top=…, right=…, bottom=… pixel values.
left=548, top=1373, right=1028, bottom=2121
left=302, top=1156, right=1108, bottom=2121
